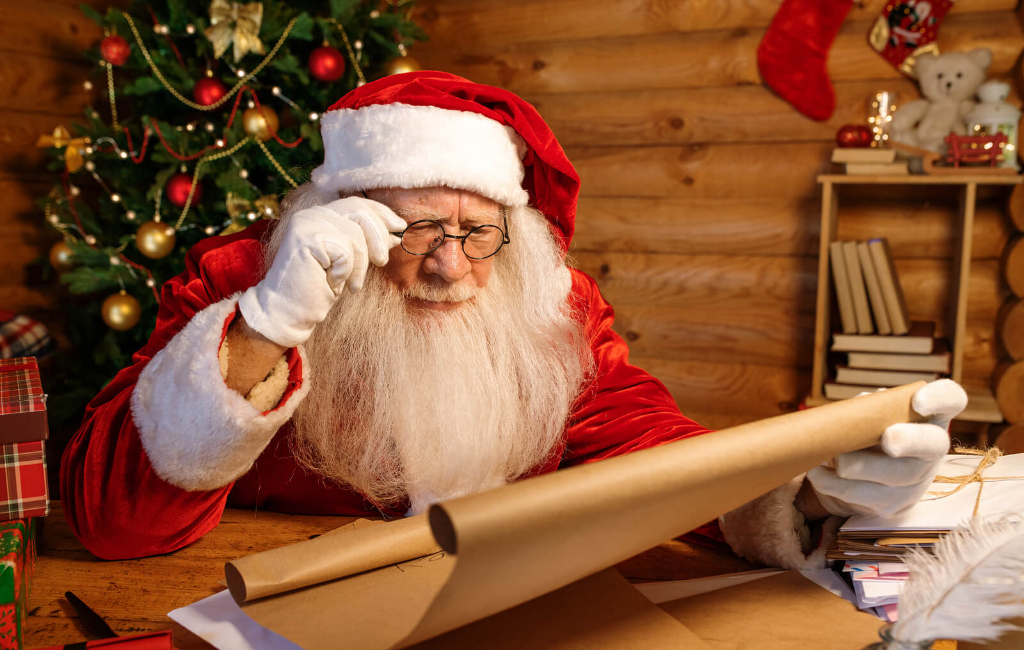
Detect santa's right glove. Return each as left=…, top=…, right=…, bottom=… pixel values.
left=806, top=379, right=967, bottom=518
left=239, top=196, right=406, bottom=348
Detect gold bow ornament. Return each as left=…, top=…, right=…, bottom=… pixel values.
left=36, top=126, right=91, bottom=173
left=204, top=0, right=265, bottom=63
left=221, top=192, right=280, bottom=235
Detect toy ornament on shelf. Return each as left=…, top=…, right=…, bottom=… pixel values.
left=965, top=80, right=1021, bottom=170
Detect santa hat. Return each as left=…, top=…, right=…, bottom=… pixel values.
left=311, top=71, right=580, bottom=250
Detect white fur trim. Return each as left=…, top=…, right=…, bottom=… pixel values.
left=131, top=294, right=310, bottom=491
left=312, top=103, right=530, bottom=207
left=719, top=475, right=842, bottom=570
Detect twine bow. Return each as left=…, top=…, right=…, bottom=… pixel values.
left=205, top=0, right=265, bottom=63
left=35, top=126, right=91, bottom=173
left=927, top=446, right=1024, bottom=517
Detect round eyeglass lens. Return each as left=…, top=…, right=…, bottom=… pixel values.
left=400, top=222, right=444, bottom=255
left=463, top=225, right=504, bottom=259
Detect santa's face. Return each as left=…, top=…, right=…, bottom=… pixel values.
left=365, top=187, right=501, bottom=313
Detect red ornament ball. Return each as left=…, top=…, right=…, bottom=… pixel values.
left=836, top=124, right=874, bottom=148
left=309, top=46, right=346, bottom=82
left=165, top=172, right=203, bottom=208
left=193, top=77, right=228, bottom=107
left=101, top=35, right=131, bottom=66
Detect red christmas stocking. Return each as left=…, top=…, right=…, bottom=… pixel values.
left=757, top=0, right=854, bottom=121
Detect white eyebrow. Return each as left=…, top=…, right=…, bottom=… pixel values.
left=391, top=206, right=501, bottom=224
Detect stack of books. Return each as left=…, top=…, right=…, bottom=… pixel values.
left=825, top=237, right=948, bottom=400
left=827, top=453, right=1024, bottom=622
left=832, top=147, right=908, bottom=175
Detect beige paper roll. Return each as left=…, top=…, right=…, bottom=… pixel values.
left=225, top=515, right=440, bottom=603
left=236, top=383, right=925, bottom=649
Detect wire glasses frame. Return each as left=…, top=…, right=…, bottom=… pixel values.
left=390, top=207, right=511, bottom=260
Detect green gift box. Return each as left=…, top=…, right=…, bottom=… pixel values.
left=0, top=519, right=36, bottom=650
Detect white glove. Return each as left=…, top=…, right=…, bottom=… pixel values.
left=238, top=197, right=406, bottom=348
left=807, top=379, right=968, bottom=518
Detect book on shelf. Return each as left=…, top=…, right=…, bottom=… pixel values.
left=842, top=241, right=873, bottom=334
left=824, top=383, right=881, bottom=400
left=846, top=340, right=951, bottom=373
left=831, top=148, right=896, bottom=164
left=829, top=241, right=857, bottom=334
left=845, top=162, right=909, bottom=175
left=834, top=366, right=941, bottom=387
left=831, top=321, right=936, bottom=353
left=867, top=238, right=910, bottom=335
left=856, top=242, right=891, bottom=335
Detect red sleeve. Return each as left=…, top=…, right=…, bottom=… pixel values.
left=561, top=269, right=715, bottom=464
left=59, top=222, right=298, bottom=559
left=561, top=270, right=725, bottom=545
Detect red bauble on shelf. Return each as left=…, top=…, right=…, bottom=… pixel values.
left=309, top=46, right=346, bottom=82
left=193, top=77, right=228, bottom=107
left=835, top=124, right=873, bottom=148
left=165, top=173, right=203, bottom=208
left=100, top=35, right=131, bottom=66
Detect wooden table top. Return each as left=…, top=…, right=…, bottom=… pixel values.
left=26, top=502, right=758, bottom=649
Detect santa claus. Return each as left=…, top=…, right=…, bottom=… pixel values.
left=61, top=71, right=965, bottom=566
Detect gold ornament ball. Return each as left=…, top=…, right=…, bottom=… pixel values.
left=136, top=221, right=177, bottom=259
left=49, top=241, right=76, bottom=272
left=385, top=56, right=421, bottom=76
left=242, top=106, right=280, bottom=142
left=102, top=291, right=141, bottom=331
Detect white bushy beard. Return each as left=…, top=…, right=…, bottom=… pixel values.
left=270, top=185, right=592, bottom=515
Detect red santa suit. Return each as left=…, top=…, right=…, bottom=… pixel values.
left=60, top=72, right=836, bottom=566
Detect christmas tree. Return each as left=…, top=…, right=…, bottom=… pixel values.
left=36, top=0, right=426, bottom=427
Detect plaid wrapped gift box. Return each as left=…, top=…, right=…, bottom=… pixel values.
left=0, top=312, right=55, bottom=360
left=0, top=358, right=48, bottom=444
left=0, top=518, right=36, bottom=650
left=0, top=444, right=48, bottom=522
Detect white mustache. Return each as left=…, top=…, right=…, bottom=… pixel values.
left=403, top=282, right=479, bottom=303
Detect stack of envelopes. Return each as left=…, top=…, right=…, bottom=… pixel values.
left=827, top=452, right=1024, bottom=621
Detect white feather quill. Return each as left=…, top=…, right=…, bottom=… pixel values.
left=892, top=513, right=1024, bottom=644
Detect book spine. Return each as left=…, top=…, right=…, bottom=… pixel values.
left=843, top=241, right=874, bottom=334
left=830, top=241, right=857, bottom=334
left=857, top=242, right=892, bottom=335
left=868, top=238, right=910, bottom=335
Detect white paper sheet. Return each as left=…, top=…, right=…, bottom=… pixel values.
left=168, top=590, right=301, bottom=650
left=842, top=454, right=1024, bottom=532
left=632, top=569, right=784, bottom=604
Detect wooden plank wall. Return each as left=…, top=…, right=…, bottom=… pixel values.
left=0, top=0, right=132, bottom=344
left=413, top=0, right=1024, bottom=429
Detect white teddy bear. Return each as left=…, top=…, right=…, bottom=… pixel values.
left=890, top=48, right=993, bottom=154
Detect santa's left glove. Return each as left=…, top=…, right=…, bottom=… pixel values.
left=806, top=379, right=967, bottom=518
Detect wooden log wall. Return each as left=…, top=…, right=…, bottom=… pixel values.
left=414, top=0, right=1024, bottom=429
left=2, top=1, right=1021, bottom=432
left=0, top=0, right=132, bottom=347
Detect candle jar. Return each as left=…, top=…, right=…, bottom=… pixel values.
left=868, top=91, right=898, bottom=147
left=862, top=625, right=935, bottom=650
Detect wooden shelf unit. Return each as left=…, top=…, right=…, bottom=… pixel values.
left=810, top=174, right=1022, bottom=423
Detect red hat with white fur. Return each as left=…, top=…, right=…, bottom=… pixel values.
left=311, top=71, right=580, bottom=250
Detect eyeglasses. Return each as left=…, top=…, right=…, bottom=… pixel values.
left=390, top=209, right=511, bottom=260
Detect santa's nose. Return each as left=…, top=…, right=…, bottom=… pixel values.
left=424, top=238, right=472, bottom=283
